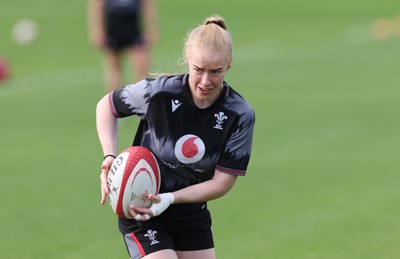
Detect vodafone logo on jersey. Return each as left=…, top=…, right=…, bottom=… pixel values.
left=174, top=134, right=205, bottom=164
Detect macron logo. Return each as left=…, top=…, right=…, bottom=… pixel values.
left=171, top=99, right=182, bottom=112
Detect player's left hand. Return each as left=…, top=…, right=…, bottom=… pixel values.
left=129, top=193, right=174, bottom=221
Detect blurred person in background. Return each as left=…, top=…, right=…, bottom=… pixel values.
left=96, top=15, right=255, bottom=259
left=88, top=0, right=158, bottom=92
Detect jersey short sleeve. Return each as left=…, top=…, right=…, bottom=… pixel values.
left=109, top=79, right=150, bottom=119
left=215, top=92, right=255, bottom=176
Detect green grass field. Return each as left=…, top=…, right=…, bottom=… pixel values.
left=1, top=0, right=400, bottom=258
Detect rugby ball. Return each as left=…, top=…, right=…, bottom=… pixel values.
left=107, top=146, right=161, bottom=219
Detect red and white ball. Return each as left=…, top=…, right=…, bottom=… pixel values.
left=107, top=146, right=161, bottom=219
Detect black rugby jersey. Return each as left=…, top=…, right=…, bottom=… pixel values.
left=110, top=74, right=255, bottom=193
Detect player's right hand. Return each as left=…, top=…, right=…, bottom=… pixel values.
left=99, top=157, right=114, bottom=205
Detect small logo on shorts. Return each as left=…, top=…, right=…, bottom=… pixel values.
left=145, top=229, right=159, bottom=245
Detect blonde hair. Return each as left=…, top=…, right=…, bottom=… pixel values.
left=184, top=15, right=233, bottom=63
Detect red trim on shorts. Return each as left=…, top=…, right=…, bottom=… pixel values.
left=130, top=233, right=146, bottom=257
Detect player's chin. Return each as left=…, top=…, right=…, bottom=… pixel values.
left=195, top=90, right=214, bottom=101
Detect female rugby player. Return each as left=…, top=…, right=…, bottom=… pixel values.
left=96, top=15, right=255, bottom=259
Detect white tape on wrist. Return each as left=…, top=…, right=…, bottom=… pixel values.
left=150, top=193, right=175, bottom=217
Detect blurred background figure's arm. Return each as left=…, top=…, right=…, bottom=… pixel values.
left=141, top=0, right=159, bottom=47
left=88, top=0, right=106, bottom=49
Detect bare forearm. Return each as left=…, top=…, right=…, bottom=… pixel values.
left=96, top=94, right=118, bottom=156
left=88, top=0, right=105, bottom=41
left=141, top=0, right=158, bottom=43
left=172, top=171, right=237, bottom=204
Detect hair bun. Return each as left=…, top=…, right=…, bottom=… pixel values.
left=205, top=19, right=227, bottom=30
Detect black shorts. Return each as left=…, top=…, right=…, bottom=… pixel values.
left=104, top=12, right=144, bottom=51
left=119, top=203, right=214, bottom=258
